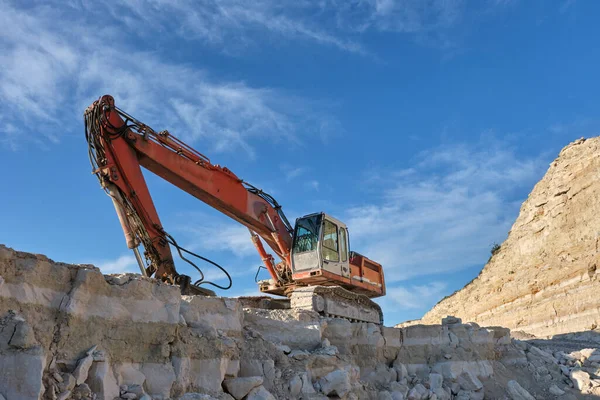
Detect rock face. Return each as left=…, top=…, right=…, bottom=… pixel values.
left=413, top=137, right=600, bottom=337
left=0, top=244, right=593, bottom=399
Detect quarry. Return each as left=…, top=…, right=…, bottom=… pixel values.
left=1, top=136, right=599, bottom=400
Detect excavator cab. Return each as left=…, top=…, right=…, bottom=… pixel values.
left=290, top=213, right=385, bottom=298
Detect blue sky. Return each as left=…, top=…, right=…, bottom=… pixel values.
left=1, top=0, right=598, bottom=326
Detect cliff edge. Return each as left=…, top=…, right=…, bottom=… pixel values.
left=413, top=137, right=600, bottom=338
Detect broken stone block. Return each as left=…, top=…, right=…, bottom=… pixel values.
left=288, top=375, right=302, bottom=397
left=141, top=363, right=176, bottom=398
left=378, top=391, right=393, bottom=400
left=407, top=383, right=428, bottom=400
left=442, top=316, right=462, bottom=325
left=72, top=383, right=91, bottom=398
left=73, top=348, right=96, bottom=385
left=457, top=371, right=482, bottom=391
left=570, top=369, right=591, bottom=391
left=318, top=370, right=351, bottom=397
left=8, top=321, right=37, bottom=349
left=428, top=373, right=443, bottom=390
left=506, top=380, right=535, bottom=400
left=549, top=384, right=565, bottom=396
left=223, top=376, right=263, bottom=399
left=58, top=373, right=76, bottom=393
left=245, top=385, right=275, bottom=400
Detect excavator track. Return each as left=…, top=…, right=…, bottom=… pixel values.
left=290, top=285, right=383, bottom=325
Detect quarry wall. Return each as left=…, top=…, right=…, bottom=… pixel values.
left=414, top=137, right=600, bottom=338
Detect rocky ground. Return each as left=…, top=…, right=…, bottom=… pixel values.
left=1, top=245, right=600, bottom=399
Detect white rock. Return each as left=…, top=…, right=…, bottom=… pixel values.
left=528, top=346, right=558, bottom=364
left=549, top=384, right=565, bottom=396
left=389, top=381, right=409, bottom=397
left=442, top=316, right=462, bottom=325
left=57, top=391, right=71, bottom=400
left=73, top=354, right=94, bottom=386
left=363, top=365, right=396, bottom=386
left=275, top=343, right=291, bottom=354
left=407, top=384, right=428, bottom=400
left=469, top=390, right=484, bottom=400
left=121, top=393, right=137, bottom=399
left=223, top=376, right=263, bottom=399
left=433, top=387, right=451, bottom=400
left=300, top=372, right=316, bottom=394
left=506, top=380, right=535, bottom=400
left=288, top=350, right=310, bottom=360
left=455, top=391, right=470, bottom=400
left=8, top=321, right=37, bottom=349
left=289, top=375, right=302, bottom=397
left=58, top=374, right=76, bottom=393
left=245, top=385, right=275, bottom=400
left=393, top=361, right=409, bottom=381
left=0, top=350, right=46, bottom=400
left=178, top=394, right=218, bottom=400
left=141, top=363, right=176, bottom=398
left=88, top=361, right=119, bottom=400
left=429, top=373, right=443, bottom=390
left=457, top=371, right=483, bottom=391
left=319, top=370, right=352, bottom=397
left=391, top=392, right=405, bottom=400
left=378, top=391, right=393, bottom=400
left=570, top=369, right=591, bottom=391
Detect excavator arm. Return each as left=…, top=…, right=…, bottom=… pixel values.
left=84, top=95, right=292, bottom=293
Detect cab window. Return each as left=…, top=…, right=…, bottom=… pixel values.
left=292, top=214, right=322, bottom=253
left=322, top=220, right=339, bottom=261
left=339, top=228, right=348, bottom=262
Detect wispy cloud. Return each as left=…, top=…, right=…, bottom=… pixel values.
left=330, top=0, right=465, bottom=34
left=94, top=254, right=139, bottom=275
left=282, top=164, right=308, bottom=181
left=345, top=136, right=547, bottom=283
left=104, top=0, right=366, bottom=55
left=379, top=281, right=448, bottom=310
left=0, top=1, right=337, bottom=154
left=170, top=212, right=257, bottom=257
left=304, top=180, right=320, bottom=191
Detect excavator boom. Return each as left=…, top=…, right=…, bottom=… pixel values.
left=84, top=94, right=386, bottom=323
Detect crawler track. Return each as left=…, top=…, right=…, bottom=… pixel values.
left=290, top=286, right=383, bottom=324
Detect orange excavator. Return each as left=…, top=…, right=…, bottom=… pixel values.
left=84, top=95, right=386, bottom=324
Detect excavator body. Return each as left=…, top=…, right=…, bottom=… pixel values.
left=84, top=94, right=386, bottom=324
left=259, top=212, right=385, bottom=299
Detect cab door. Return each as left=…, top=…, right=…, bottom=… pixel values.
left=320, top=218, right=350, bottom=279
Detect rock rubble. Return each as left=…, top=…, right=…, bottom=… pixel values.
left=0, top=244, right=597, bottom=399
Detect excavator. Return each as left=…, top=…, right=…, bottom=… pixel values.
left=84, top=95, right=386, bottom=324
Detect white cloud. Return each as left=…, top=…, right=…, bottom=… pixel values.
left=331, top=0, right=465, bottom=34
left=379, top=281, right=448, bottom=310
left=102, top=0, right=366, bottom=55
left=94, top=254, right=140, bottom=274
left=0, top=1, right=337, bottom=154
left=282, top=164, right=308, bottom=181
left=170, top=212, right=258, bottom=257
left=304, top=180, right=320, bottom=191
left=345, top=137, right=547, bottom=283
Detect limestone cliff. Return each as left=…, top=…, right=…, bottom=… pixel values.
left=415, top=137, right=600, bottom=337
